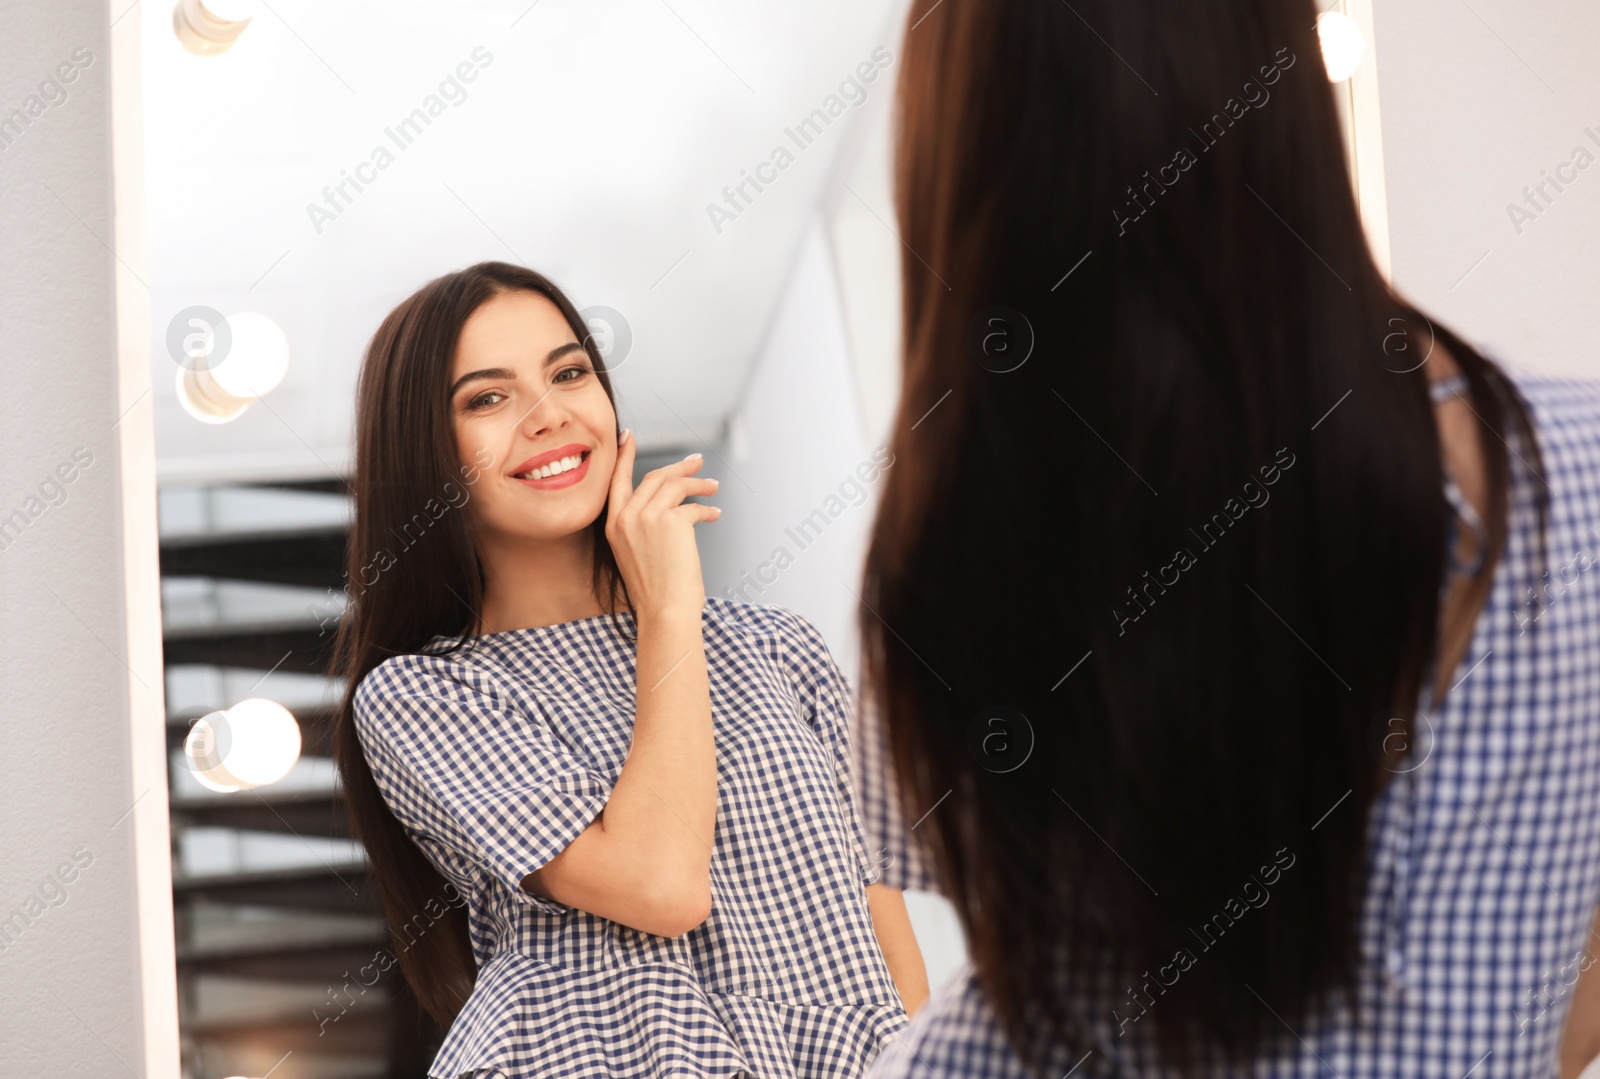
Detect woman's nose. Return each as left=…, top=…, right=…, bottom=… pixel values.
left=511, top=387, right=566, bottom=436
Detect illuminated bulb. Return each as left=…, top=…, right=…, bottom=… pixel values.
left=1318, top=11, right=1366, bottom=83
left=172, top=0, right=252, bottom=56
left=210, top=312, right=290, bottom=399
left=174, top=311, right=289, bottom=424
left=184, top=698, right=302, bottom=792
left=175, top=364, right=251, bottom=424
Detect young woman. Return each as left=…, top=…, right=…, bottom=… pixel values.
left=855, top=1, right=1600, bottom=1077
left=329, top=261, right=929, bottom=1078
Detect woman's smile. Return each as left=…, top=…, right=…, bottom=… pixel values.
left=510, top=444, right=593, bottom=490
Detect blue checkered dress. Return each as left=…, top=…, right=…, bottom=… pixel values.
left=860, top=371, right=1600, bottom=1078
left=353, top=598, right=910, bottom=1078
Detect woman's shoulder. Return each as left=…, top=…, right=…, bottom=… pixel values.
left=1493, top=362, right=1600, bottom=437
left=1479, top=360, right=1600, bottom=505
left=351, top=644, right=502, bottom=732
left=705, top=596, right=836, bottom=662
left=703, top=599, right=850, bottom=702
left=357, top=642, right=483, bottom=690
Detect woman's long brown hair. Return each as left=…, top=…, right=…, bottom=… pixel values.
left=862, top=1, right=1545, bottom=1073
left=329, top=262, right=631, bottom=1025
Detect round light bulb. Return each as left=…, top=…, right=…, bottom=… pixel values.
left=210, top=312, right=290, bottom=399
left=1318, top=11, right=1366, bottom=83
left=175, top=364, right=251, bottom=424
left=185, top=712, right=241, bottom=792
left=183, top=698, right=302, bottom=791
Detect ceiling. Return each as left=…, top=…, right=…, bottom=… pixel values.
left=142, top=0, right=907, bottom=484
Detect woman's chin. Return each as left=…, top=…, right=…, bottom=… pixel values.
left=497, top=511, right=604, bottom=545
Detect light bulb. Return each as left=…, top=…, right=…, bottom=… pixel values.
left=172, top=0, right=252, bottom=56
left=185, top=712, right=241, bottom=792
left=1318, top=11, right=1366, bottom=83
left=210, top=312, right=290, bottom=399
left=183, top=698, right=302, bottom=791
left=175, top=364, right=251, bottom=424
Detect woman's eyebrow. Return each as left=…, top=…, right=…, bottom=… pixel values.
left=546, top=341, right=586, bottom=365
left=449, top=342, right=587, bottom=398
left=449, top=366, right=515, bottom=397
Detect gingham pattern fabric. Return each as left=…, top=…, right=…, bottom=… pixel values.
left=855, top=688, right=943, bottom=897
left=353, top=597, right=909, bottom=1078
left=864, top=371, right=1600, bottom=1079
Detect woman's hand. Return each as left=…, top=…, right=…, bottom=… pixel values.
left=604, top=428, right=721, bottom=621
left=524, top=428, right=722, bottom=936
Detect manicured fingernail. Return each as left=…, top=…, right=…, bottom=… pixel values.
left=620, top=428, right=631, bottom=444
left=685, top=452, right=702, bottom=461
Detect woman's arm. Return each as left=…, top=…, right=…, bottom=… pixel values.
left=867, top=882, right=931, bottom=1017
left=1560, top=903, right=1600, bottom=1078
left=525, top=606, right=715, bottom=936
left=523, top=438, right=723, bottom=937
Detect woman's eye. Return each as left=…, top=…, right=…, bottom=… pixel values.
left=465, top=390, right=504, bottom=411
left=554, top=365, right=592, bottom=384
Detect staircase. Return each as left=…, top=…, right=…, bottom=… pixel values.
left=160, top=479, right=446, bottom=1079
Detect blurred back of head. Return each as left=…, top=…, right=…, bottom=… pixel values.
left=863, top=0, right=1540, bottom=1070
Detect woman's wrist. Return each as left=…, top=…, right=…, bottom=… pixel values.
left=635, top=598, right=707, bottom=632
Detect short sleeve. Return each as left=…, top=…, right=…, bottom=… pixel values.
left=853, top=682, right=943, bottom=895
left=776, top=609, right=889, bottom=888
left=352, top=654, right=613, bottom=915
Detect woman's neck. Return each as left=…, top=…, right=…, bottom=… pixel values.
left=473, top=530, right=614, bottom=633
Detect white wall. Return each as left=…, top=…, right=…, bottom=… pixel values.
left=695, top=1, right=910, bottom=631
left=1372, top=0, right=1600, bottom=378
left=0, top=0, right=179, bottom=1075
left=699, top=218, right=885, bottom=642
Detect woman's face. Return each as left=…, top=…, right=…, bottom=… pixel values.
left=449, top=289, right=617, bottom=546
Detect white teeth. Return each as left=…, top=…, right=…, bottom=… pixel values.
left=518, top=453, right=584, bottom=480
